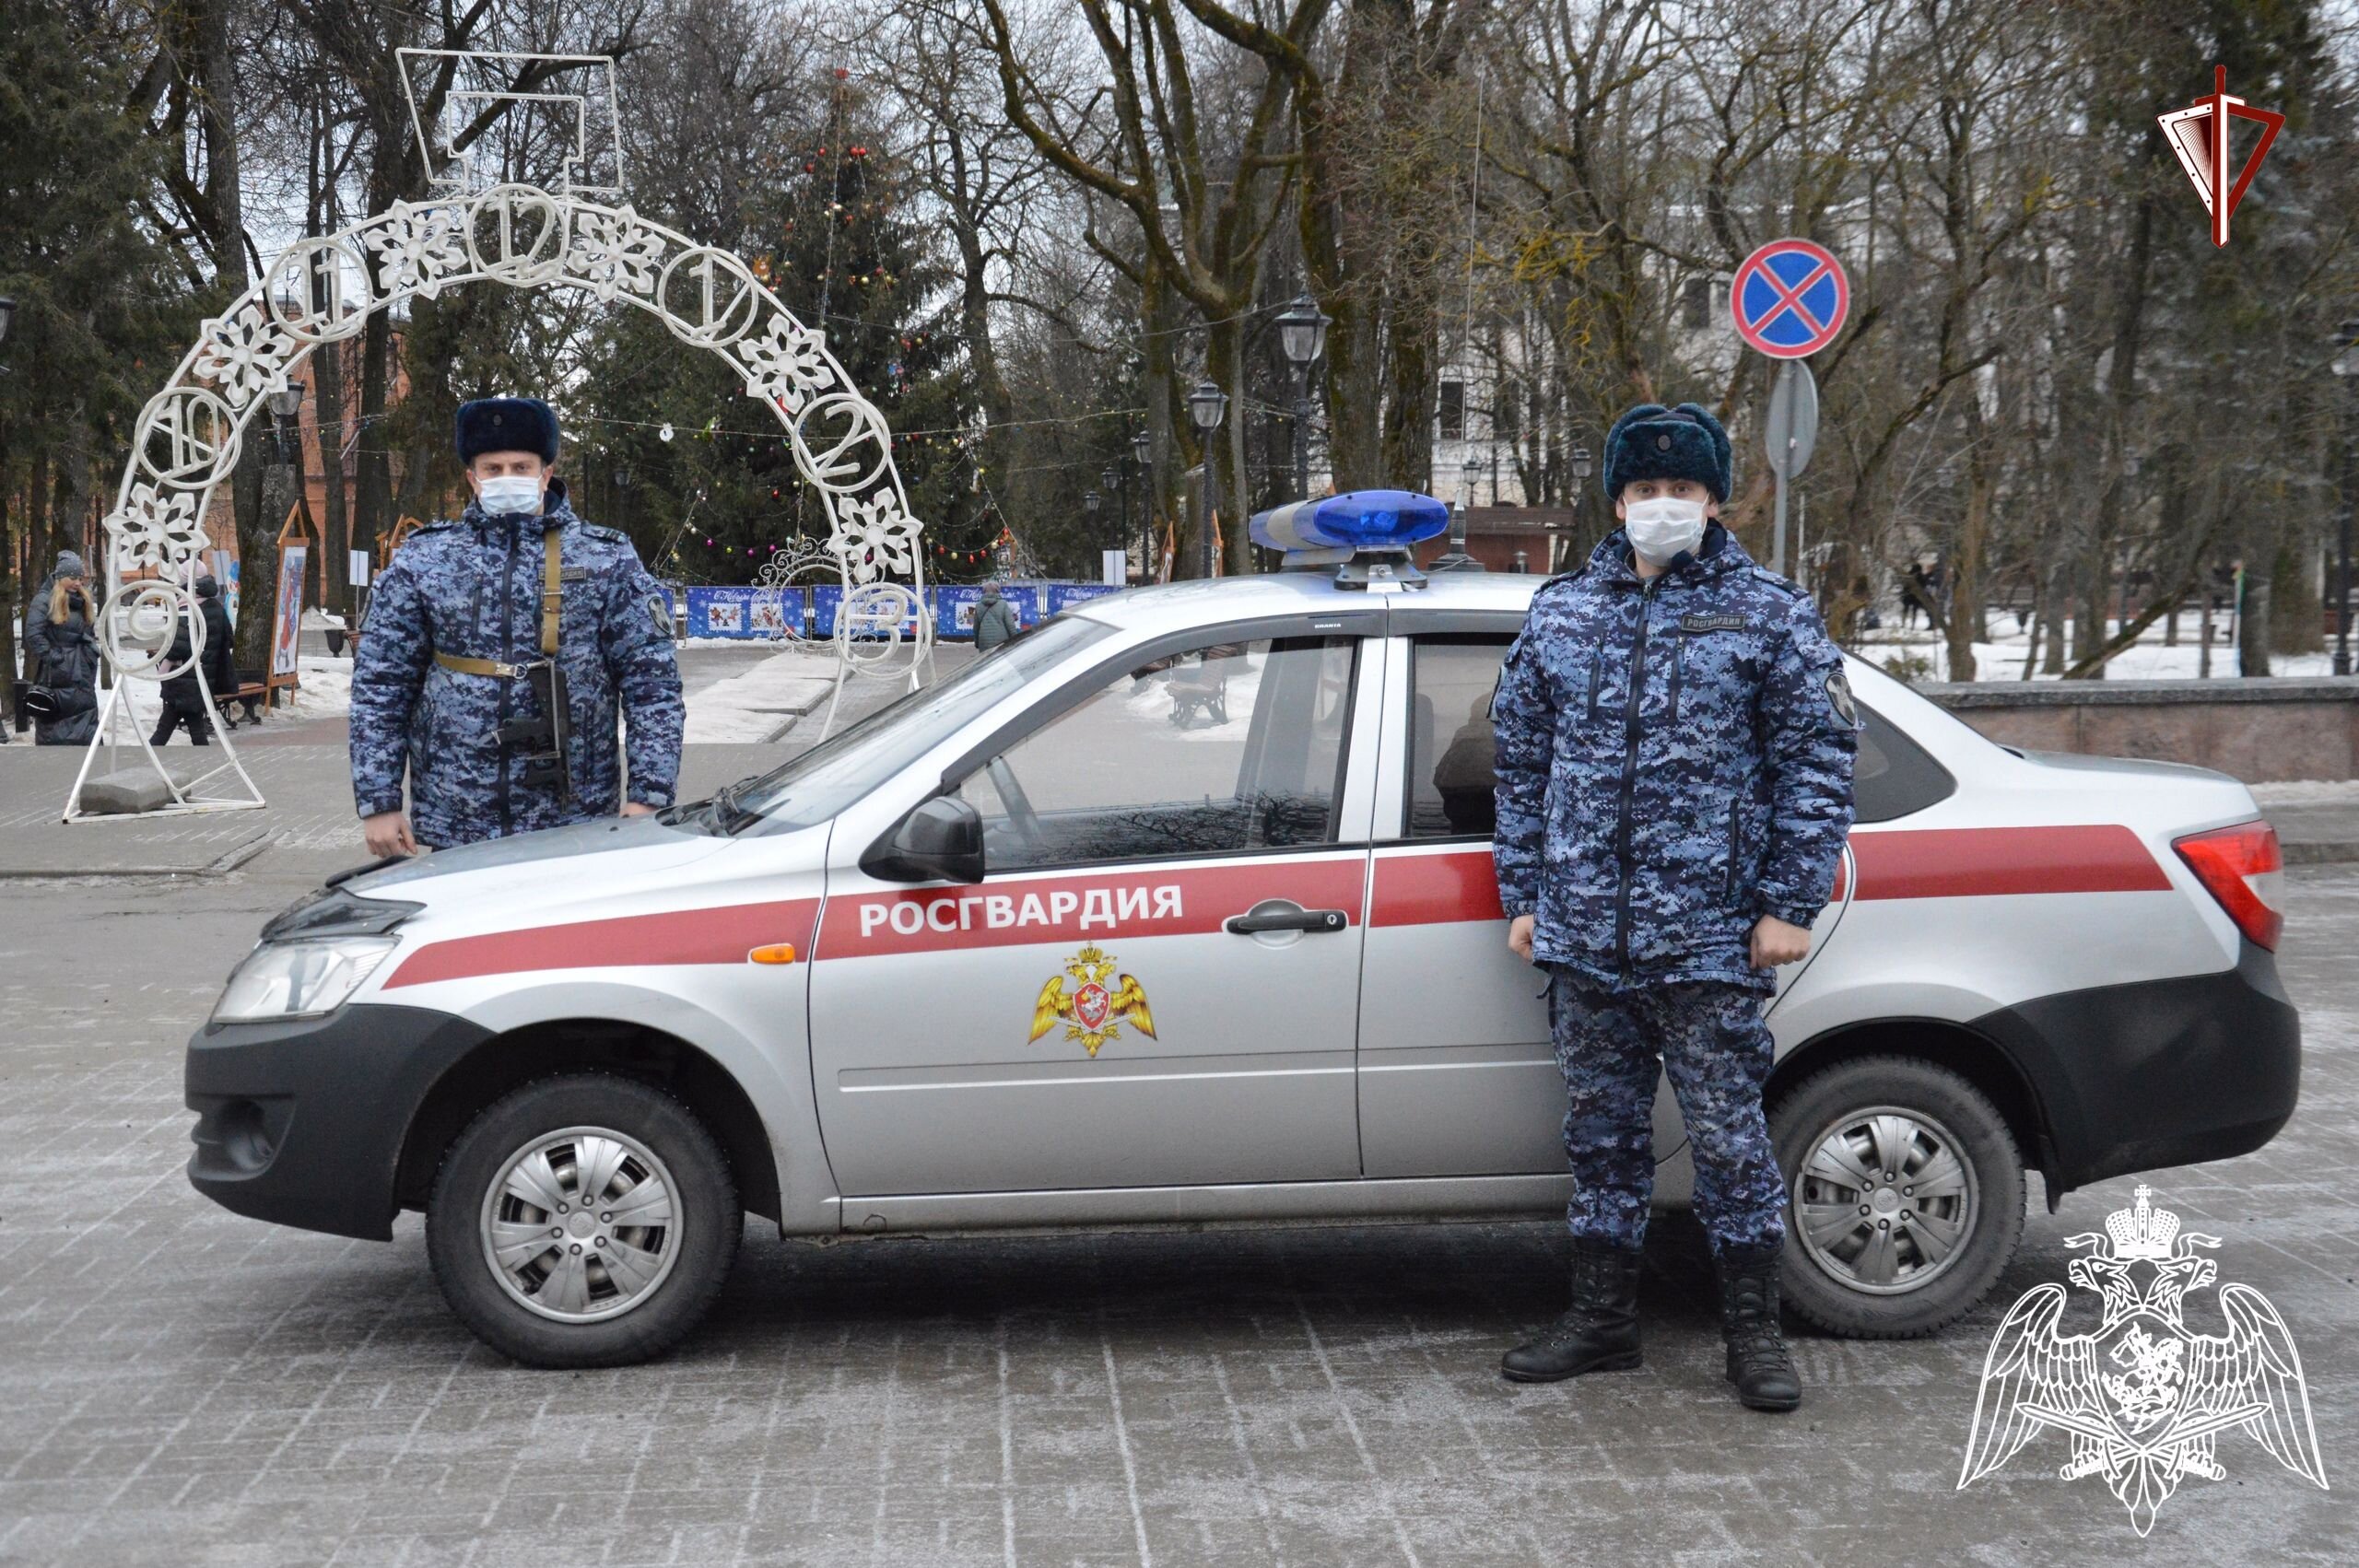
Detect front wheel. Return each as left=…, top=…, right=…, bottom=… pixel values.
left=427, top=1074, right=741, bottom=1367
left=1769, top=1055, right=2024, bottom=1339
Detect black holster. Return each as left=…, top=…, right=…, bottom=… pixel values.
left=498, top=660, right=574, bottom=802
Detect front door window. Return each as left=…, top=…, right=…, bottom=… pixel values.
left=959, top=636, right=1356, bottom=870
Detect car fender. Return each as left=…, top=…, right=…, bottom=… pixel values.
left=452, top=977, right=839, bottom=1232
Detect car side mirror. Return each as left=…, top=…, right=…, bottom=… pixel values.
left=862, top=794, right=986, bottom=884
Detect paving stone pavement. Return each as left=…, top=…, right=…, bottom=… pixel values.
left=0, top=664, right=2351, bottom=1564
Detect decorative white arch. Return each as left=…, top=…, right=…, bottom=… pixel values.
left=67, top=69, right=932, bottom=820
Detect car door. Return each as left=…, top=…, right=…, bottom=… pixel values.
left=807, top=625, right=1380, bottom=1196
left=1357, top=632, right=1690, bottom=1178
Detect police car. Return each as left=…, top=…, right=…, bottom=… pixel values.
left=186, top=494, right=2299, bottom=1367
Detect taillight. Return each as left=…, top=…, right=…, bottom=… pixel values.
left=2174, top=820, right=2283, bottom=950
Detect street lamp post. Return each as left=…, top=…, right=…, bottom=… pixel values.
left=1188, top=380, right=1227, bottom=579
left=1132, top=430, right=1154, bottom=577
left=0, top=295, right=16, bottom=371
left=1432, top=454, right=1485, bottom=573
left=1569, top=443, right=1594, bottom=570
left=266, top=383, right=305, bottom=463
left=2330, top=319, right=2359, bottom=675
left=1101, top=464, right=1121, bottom=574
left=1275, top=292, right=1332, bottom=501
left=1083, top=486, right=1100, bottom=575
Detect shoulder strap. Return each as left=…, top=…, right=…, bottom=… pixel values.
left=540, top=526, right=563, bottom=657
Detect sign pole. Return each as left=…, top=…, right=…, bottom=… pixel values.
left=1771, top=360, right=1793, bottom=575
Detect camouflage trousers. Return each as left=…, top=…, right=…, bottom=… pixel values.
left=1549, top=967, right=1786, bottom=1256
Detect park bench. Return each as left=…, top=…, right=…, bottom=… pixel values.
left=215, top=669, right=270, bottom=728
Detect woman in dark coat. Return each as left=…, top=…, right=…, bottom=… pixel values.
left=23, top=553, right=101, bottom=746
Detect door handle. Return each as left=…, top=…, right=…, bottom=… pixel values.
left=1224, top=898, right=1350, bottom=936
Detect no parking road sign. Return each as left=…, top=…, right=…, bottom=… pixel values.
left=1731, top=239, right=1848, bottom=358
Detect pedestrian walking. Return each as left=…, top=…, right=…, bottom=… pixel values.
left=148, top=574, right=235, bottom=745
left=22, top=552, right=101, bottom=746
left=1489, top=402, right=1859, bottom=1412
left=972, top=582, right=1022, bottom=651
left=350, top=397, right=684, bottom=854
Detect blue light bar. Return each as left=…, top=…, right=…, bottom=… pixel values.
left=1250, top=489, right=1451, bottom=555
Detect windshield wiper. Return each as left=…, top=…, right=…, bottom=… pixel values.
left=712, top=778, right=765, bottom=835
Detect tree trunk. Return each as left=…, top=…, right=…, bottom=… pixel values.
left=1948, top=392, right=1990, bottom=682
left=2238, top=549, right=2274, bottom=677
left=314, top=337, right=349, bottom=619
left=2040, top=556, right=2070, bottom=674
left=0, top=460, right=18, bottom=725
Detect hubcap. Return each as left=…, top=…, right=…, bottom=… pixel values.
left=1791, top=1106, right=1977, bottom=1295
left=479, top=1126, right=682, bottom=1324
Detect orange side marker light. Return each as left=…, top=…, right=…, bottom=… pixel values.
left=748, top=943, right=799, bottom=965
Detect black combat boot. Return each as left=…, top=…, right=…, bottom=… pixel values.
left=1715, top=1242, right=1802, bottom=1411
left=1500, top=1239, right=1643, bottom=1383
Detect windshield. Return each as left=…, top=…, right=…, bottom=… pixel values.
left=723, top=613, right=1117, bottom=833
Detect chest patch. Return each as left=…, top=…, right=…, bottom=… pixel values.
left=559, top=565, right=593, bottom=582
left=1678, top=612, right=1750, bottom=633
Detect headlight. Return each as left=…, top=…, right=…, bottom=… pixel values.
left=212, top=937, right=397, bottom=1023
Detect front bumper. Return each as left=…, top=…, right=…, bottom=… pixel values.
left=186, top=1003, right=491, bottom=1240
left=1973, top=939, right=2300, bottom=1194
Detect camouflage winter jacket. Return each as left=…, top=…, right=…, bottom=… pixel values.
left=350, top=480, right=684, bottom=848
left=1491, top=524, right=1858, bottom=991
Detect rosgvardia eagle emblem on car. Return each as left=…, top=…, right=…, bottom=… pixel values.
left=1029, top=945, right=1156, bottom=1057
left=1957, top=1186, right=2327, bottom=1534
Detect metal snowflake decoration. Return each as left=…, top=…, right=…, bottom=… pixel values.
left=566, top=205, right=663, bottom=301
left=826, top=490, right=921, bottom=583
left=191, top=305, right=298, bottom=410
left=103, top=483, right=206, bottom=577
left=734, top=313, right=833, bottom=412
left=360, top=199, right=469, bottom=298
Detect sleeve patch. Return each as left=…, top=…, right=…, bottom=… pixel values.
left=650, top=592, right=675, bottom=638
left=1825, top=670, right=1859, bottom=727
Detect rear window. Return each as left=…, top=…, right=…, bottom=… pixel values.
left=1853, top=701, right=1955, bottom=822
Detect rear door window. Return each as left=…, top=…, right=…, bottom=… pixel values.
left=1402, top=635, right=1513, bottom=838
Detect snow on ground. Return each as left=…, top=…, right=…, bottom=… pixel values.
left=681, top=649, right=839, bottom=743
left=1855, top=607, right=2339, bottom=683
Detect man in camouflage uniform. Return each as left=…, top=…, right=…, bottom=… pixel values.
left=352, top=397, right=684, bottom=854
left=1490, top=402, right=1857, bottom=1411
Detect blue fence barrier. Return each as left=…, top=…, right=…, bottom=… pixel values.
left=682, top=580, right=1122, bottom=640
left=684, top=585, right=804, bottom=639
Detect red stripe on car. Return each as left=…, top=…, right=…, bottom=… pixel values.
left=1366, top=848, right=1506, bottom=928
left=1846, top=825, right=2169, bottom=900
left=384, top=898, right=822, bottom=988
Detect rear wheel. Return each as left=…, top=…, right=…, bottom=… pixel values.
left=1769, top=1055, right=2024, bottom=1339
left=427, top=1074, right=741, bottom=1367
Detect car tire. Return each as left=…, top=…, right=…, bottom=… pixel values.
left=1768, top=1055, right=2024, bottom=1340
left=426, top=1074, right=741, bottom=1368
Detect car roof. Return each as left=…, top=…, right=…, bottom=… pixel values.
left=1070, top=568, right=1544, bottom=638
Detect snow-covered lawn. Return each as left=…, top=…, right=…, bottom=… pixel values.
left=1854, top=608, right=2339, bottom=682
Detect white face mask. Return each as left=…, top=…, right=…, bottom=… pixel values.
left=475, top=474, right=545, bottom=516
left=1623, top=496, right=1708, bottom=563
